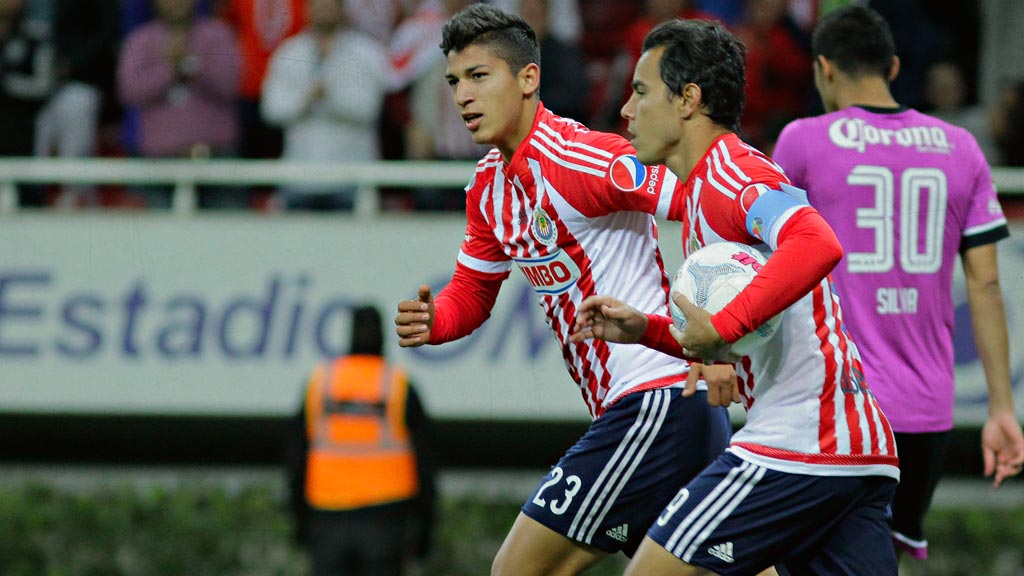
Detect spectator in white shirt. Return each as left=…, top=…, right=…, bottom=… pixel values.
left=262, top=0, right=389, bottom=211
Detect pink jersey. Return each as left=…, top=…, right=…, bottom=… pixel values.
left=773, top=106, right=1010, bottom=433
left=451, top=104, right=688, bottom=418
left=658, top=134, right=899, bottom=479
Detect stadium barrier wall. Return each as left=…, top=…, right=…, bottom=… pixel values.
left=1, top=158, right=1023, bottom=426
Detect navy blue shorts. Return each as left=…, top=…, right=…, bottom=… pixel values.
left=521, top=388, right=731, bottom=556
left=647, top=452, right=898, bottom=575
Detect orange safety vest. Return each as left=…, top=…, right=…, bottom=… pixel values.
left=304, top=355, right=418, bottom=510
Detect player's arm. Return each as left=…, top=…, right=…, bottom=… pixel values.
left=551, top=131, right=675, bottom=218
left=571, top=298, right=738, bottom=406
left=963, top=242, right=1024, bottom=487
left=396, top=199, right=511, bottom=347
left=672, top=190, right=842, bottom=359
left=709, top=202, right=841, bottom=343
left=958, top=139, right=1024, bottom=486
left=395, top=260, right=508, bottom=347
left=571, top=295, right=699, bottom=361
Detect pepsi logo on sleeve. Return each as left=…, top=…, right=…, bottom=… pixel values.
left=609, top=155, right=648, bottom=192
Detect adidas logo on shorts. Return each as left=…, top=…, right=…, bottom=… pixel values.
left=605, top=524, right=629, bottom=542
left=707, top=541, right=734, bottom=563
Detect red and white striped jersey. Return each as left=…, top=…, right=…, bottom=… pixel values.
left=658, top=134, right=900, bottom=479
left=447, top=104, right=690, bottom=418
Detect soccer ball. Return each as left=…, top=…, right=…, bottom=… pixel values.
left=669, top=241, right=782, bottom=356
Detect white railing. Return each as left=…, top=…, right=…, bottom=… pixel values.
left=0, top=158, right=478, bottom=216
left=1, top=157, right=1023, bottom=216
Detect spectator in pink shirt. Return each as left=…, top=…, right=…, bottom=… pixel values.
left=117, top=0, right=241, bottom=208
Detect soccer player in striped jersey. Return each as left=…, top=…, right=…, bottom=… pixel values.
left=393, top=5, right=733, bottom=575
left=773, top=6, right=1024, bottom=562
left=572, top=19, right=901, bottom=575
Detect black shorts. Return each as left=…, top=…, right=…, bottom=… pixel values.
left=648, top=452, right=898, bottom=576
left=890, top=431, right=950, bottom=559
left=521, top=388, right=731, bottom=556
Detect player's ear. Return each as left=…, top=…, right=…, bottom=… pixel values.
left=519, top=62, right=540, bottom=98
left=678, top=83, right=701, bottom=120
left=887, top=56, right=900, bottom=83
left=815, top=55, right=833, bottom=81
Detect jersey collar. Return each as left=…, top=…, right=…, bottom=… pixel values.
left=853, top=104, right=908, bottom=114
left=506, top=101, right=549, bottom=177
left=682, top=132, right=737, bottom=188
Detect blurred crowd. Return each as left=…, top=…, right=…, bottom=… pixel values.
left=0, top=0, right=1019, bottom=211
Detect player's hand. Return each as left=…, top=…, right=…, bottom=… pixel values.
left=395, top=285, right=434, bottom=347
left=982, top=411, right=1024, bottom=488
left=684, top=363, right=740, bottom=407
left=570, top=295, right=646, bottom=344
left=669, top=291, right=736, bottom=363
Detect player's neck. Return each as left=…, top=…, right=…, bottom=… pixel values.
left=498, top=99, right=540, bottom=163
left=669, top=124, right=732, bottom=182
left=834, top=78, right=899, bottom=111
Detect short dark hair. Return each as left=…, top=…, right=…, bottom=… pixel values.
left=642, top=19, right=746, bottom=133
left=812, top=6, right=895, bottom=79
left=350, top=304, right=384, bottom=356
left=440, top=3, right=540, bottom=73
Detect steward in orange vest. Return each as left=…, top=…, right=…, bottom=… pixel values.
left=287, top=305, right=435, bottom=576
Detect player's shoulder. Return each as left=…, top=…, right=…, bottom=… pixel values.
left=532, top=111, right=645, bottom=191
left=535, top=112, right=633, bottom=156
left=718, top=135, right=789, bottom=186
left=908, top=109, right=981, bottom=146
left=878, top=108, right=986, bottom=163
left=777, top=111, right=839, bottom=142
left=464, top=149, right=503, bottom=193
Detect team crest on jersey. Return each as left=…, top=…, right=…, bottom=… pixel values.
left=533, top=206, right=558, bottom=246
left=609, top=155, right=647, bottom=192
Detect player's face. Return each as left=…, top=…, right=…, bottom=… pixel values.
left=621, top=46, right=681, bottom=166
left=446, top=43, right=537, bottom=158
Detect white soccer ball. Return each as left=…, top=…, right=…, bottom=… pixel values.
left=669, top=241, right=782, bottom=356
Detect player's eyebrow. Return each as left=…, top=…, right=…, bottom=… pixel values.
left=631, top=80, right=647, bottom=91
left=448, top=64, right=489, bottom=79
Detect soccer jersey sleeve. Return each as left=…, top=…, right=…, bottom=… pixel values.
left=543, top=129, right=678, bottom=218
left=430, top=189, right=512, bottom=344
left=961, top=137, right=1010, bottom=252
left=703, top=177, right=843, bottom=344
left=711, top=204, right=843, bottom=343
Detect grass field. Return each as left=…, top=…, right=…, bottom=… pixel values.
left=0, top=469, right=1021, bottom=575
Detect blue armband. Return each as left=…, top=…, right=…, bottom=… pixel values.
left=744, top=184, right=809, bottom=245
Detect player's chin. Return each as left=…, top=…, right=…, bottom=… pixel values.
left=633, top=148, right=658, bottom=166
left=468, top=127, right=490, bottom=144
